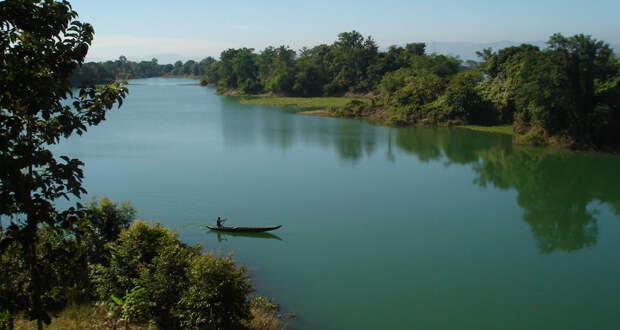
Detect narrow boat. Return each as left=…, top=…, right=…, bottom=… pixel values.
left=206, top=225, right=282, bottom=233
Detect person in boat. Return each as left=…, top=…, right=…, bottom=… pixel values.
left=216, top=216, right=222, bottom=227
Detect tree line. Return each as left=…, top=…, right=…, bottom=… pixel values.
left=69, top=56, right=217, bottom=85
left=202, top=31, right=620, bottom=150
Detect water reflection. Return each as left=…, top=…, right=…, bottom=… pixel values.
left=219, top=101, right=383, bottom=163
left=207, top=230, right=283, bottom=242
left=395, top=129, right=617, bottom=253
left=397, top=128, right=620, bottom=254
left=219, top=104, right=620, bottom=253
left=473, top=147, right=619, bottom=253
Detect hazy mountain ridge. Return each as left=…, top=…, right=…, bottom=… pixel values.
left=86, top=42, right=620, bottom=64
left=424, top=41, right=620, bottom=61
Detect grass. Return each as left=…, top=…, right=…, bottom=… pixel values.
left=460, top=125, right=515, bottom=136
left=11, top=304, right=151, bottom=330
left=239, top=96, right=370, bottom=109
left=11, top=302, right=288, bottom=330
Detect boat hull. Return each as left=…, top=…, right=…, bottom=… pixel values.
left=206, top=225, right=282, bottom=233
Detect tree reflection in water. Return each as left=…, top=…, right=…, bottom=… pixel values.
left=395, top=127, right=620, bottom=254
left=219, top=102, right=620, bottom=253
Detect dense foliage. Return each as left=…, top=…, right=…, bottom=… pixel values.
left=0, top=0, right=127, bottom=326
left=201, top=31, right=434, bottom=96
left=70, top=56, right=217, bottom=85
left=92, top=220, right=255, bottom=329
left=202, top=31, right=619, bottom=150
left=0, top=198, right=135, bottom=328
left=476, top=34, right=620, bottom=149
left=1, top=199, right=273, bottom=329
left=1, top=2, right=279, bottom=329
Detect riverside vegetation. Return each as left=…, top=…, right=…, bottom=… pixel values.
left=1, top=1, right=284, bottom=329
left=69, top=56, right=217, bottom=86
left=69, top=31, right=620, bottom=151
left=2, top=198, right=286, bottom=329
left=200, top=31, right=620, bottom=151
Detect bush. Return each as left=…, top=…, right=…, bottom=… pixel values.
left=4, top=200, right=274, bottom=328
left=92, top=221, right=255, bottom=329
left=515, top=126, right=549, bottom=146
left=178, top=253, right=253, bottom=329
left=112, top=286, right=152, bottom=324
left=443, top=71, right=496, bottom=124
left=331, top=99, right=367, bottom=117
left=243, top=296, right=286, bottom=330
left=79, top=197, right=136, bottom=265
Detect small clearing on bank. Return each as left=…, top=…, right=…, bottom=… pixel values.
left=238, top=96, right=370, bottom=109
left=460, top=125, right=515, bottom=136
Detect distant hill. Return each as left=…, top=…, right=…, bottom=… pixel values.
left=86, top=42, right=620, bottom=64
left=424, top=41, right=620, bottom=61
left=85, top=54, right=203, bottom=65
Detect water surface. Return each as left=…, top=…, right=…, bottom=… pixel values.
left=55, top=78, right=620, bottom=329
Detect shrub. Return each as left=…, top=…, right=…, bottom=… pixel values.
left=79, top=197, right=136, bottom=265
left=111, top=286, right=152, bottom=324
left=443, top=70, right=495, bottom=124
left=332, top=99, right=367, bottom=117
left=515, top=126, right=549, bottom=146
left=178, top=253, right=253, bottom=329
left=243, top=296, right=286, bottom=330
left=92, top=221, right=255, bottom=329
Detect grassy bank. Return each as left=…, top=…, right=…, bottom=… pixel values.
left=230, top=96, right=593, bottom=151
left=459, top=125, right=515, bottom=136
left=12, top=301, right=288, bottom=330
left=238, top=95, right=370, bottom=109
left=162, top=74, right=202, bottom=79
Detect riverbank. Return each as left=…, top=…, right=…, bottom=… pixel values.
left=2, top=197, right=289, bottom=330
left=460, top=125, right=515, bottom=136
left=233, top=94, right=517, bottom=135
left=162, top=74, right=202, bottom=79
left=228, top=94, right=613, bottom=152
left=238, top=95, right=369, bottom=109
left=12, top=300, right=287, bottom=329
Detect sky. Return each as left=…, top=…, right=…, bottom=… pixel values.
left=69, top=0, right=620, bottom=63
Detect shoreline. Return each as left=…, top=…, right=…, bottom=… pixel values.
left=297, top=109, right=330, bottom=116
left=220, top=92, right=619, bottom=154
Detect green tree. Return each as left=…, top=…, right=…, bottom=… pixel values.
left=543, top=34, right=618, bottom=145
left=326, top=31, right=379, bottom=93
left=409, top=53, right=461, bottom=78
left=443, top=70, right=493, bottom=123
left=259, top=46, right=297, bottom=94
left=477, top=44, right=541, bottom=124
left=0, top=1, right=127, bottom=326
left=179, top=253, right=253, bottom=329
left=293, top=45, right=331, bottom=96
left=201, top=60, right=220, bottom=86
left=232, top=48, right=260, bottom=93
left=91, top=221, right=254, bottom=329
left=77, top=197, right=136, bottom=265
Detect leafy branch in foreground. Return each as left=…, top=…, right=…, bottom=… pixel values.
left=0, top=0, right=127, bottom=326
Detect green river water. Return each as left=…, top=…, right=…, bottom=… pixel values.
left=55, top=78, right=620, bottom=329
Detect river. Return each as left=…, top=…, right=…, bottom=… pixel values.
left=54, top=78, right=620, bottom=329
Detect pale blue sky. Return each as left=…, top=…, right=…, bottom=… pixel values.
left=69, top=0, right=620, bottom=62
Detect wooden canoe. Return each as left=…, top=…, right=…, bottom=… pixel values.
left=206, top=225, right=282, bottom=233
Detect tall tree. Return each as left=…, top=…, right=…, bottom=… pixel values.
left=545, top=34, right=618, bottom=145
left=0, top=0, right=127, bottom=327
